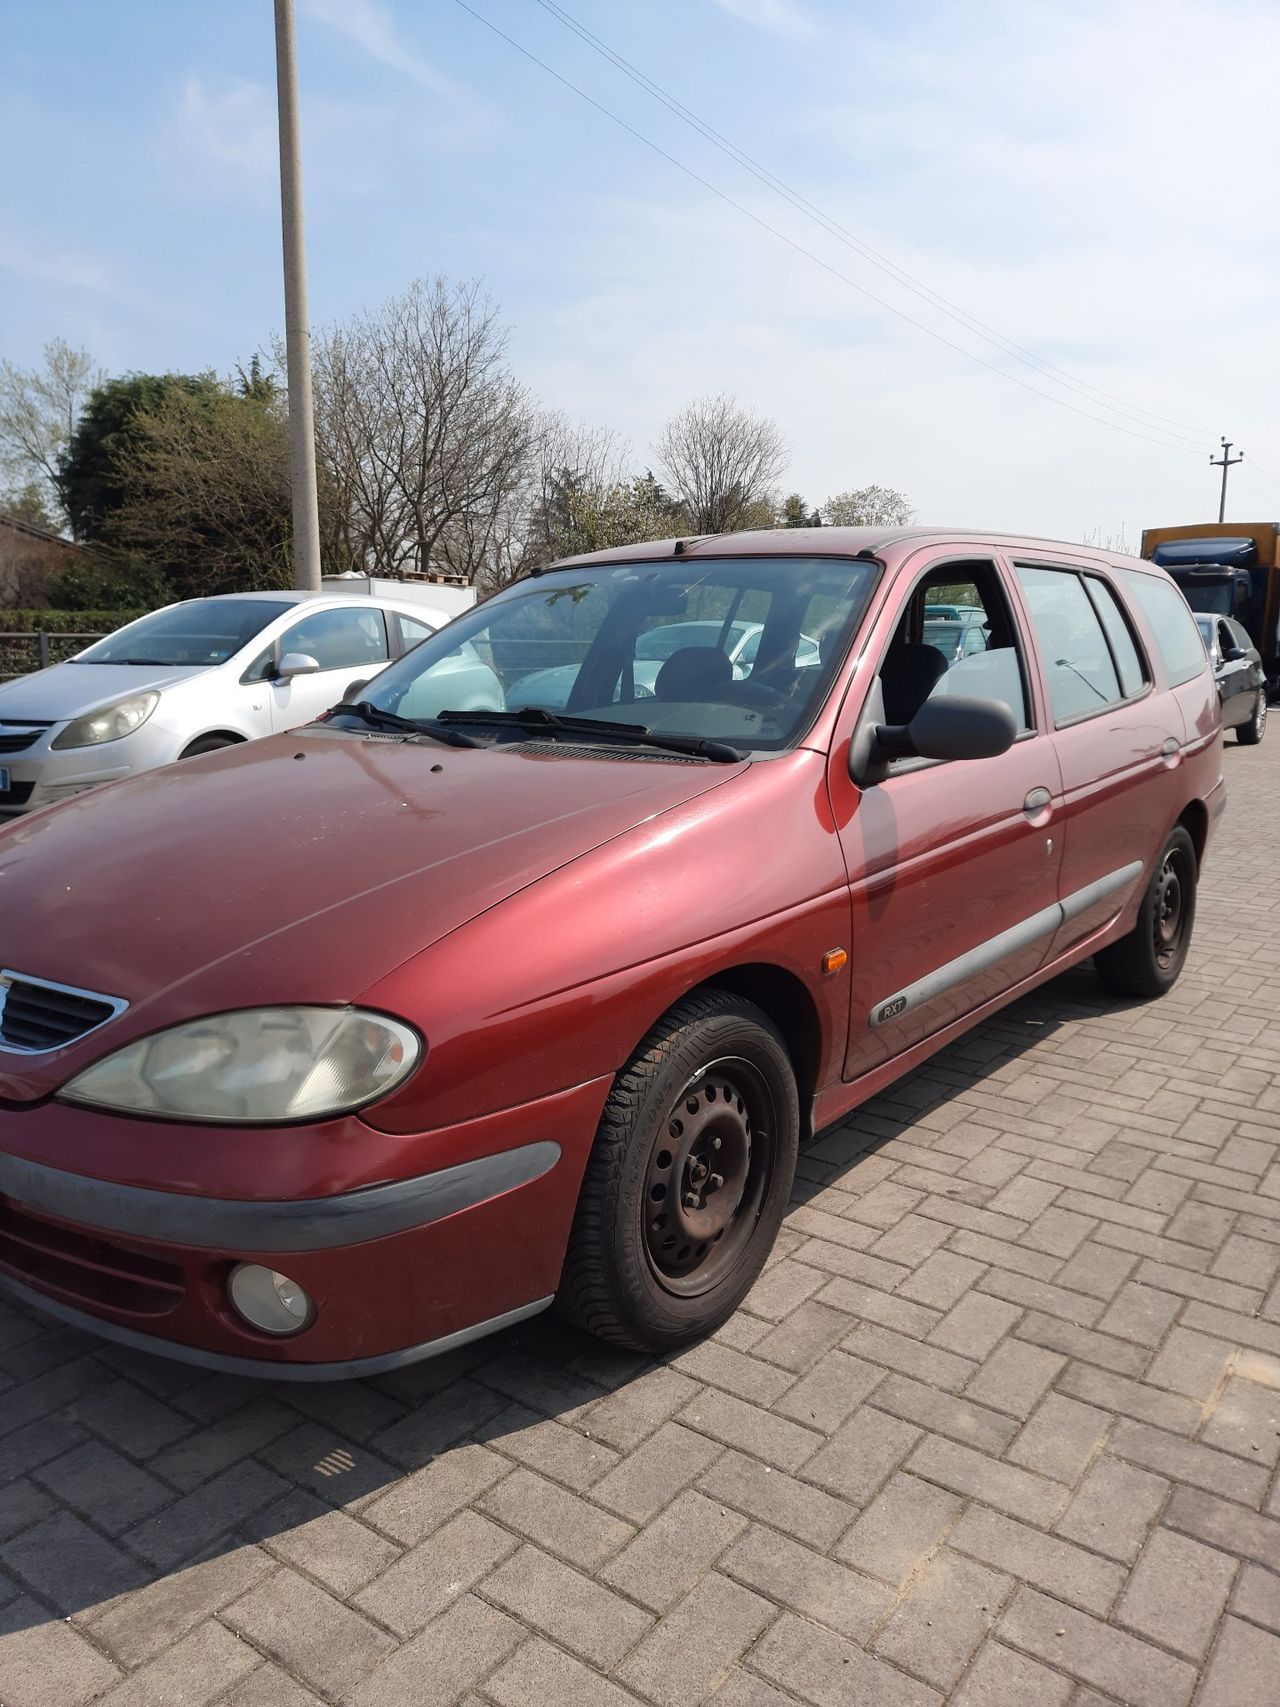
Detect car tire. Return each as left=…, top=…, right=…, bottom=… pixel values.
left=1237, top=692, right=1267, bottom=745
left=1094, top=826, right=1197, bottom=999
left=559, top=990, right=800, bottom=1351
left=178, top=735, right=239, bottom=760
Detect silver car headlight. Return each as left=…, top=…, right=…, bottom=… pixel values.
left=58, top=1007, right=421, bottom=1124
left=51, top=692, right=160, bottom=749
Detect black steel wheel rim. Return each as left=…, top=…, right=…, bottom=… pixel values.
left=643, top=1056, right=777, bottom=1298
left=1153, top=846, right=1192, bottom=968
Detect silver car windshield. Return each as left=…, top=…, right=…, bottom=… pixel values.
left=354, top=557, right=879, bottom=753
left=74, top=600, right=293, bottom=667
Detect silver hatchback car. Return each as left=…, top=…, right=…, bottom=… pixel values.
left=0, top=592, right=503, bottom=818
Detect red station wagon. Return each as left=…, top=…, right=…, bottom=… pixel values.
left=0, top=529, right=1223, bottom=1377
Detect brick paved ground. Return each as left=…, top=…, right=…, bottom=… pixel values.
left=3, top=739, right=1280, bottom=1707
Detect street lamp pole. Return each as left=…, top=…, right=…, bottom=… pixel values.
left=273, top=0, right=322, bottom=592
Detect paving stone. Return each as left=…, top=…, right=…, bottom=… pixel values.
left=750, top=1610, right=942, bottom=1707
left=1055, top=1457, right=1169, bottom=1563
left=818, top=1275, right=942, bottom=1338
left=802, top=1403, right=920, bottom=1502
left=1109, top=1416, right=1270, bottom=1504
left=1095, top=1281, right=1183, bottom=1347
left=975, top=1268, right=1104, bottom=1328
left=873, top=1548, right=1011, bottom=1690
left=1113, top=1526, right=1237, bottom=1660
left=485, top=1635, right=646, bottom=1707
left=0, top=1478, right=55, bottom=1544
left=125, top=1459, right=289, bottom=1569
left=907, top=1435, right=1065, bottom=1527
left=1194, top=1615, right=1280, bottom=1707
left=482, top=1542, right=653, bottom=1670
left=359, top=1441, right=510, bottom=1544
left=699, top=1448, right=849, bottom=1549
left=897, top=1248, right=988, bottom=1309
left=673, top=1340, right=794, bottom=1405
left=1134, top=1260, right=1264, bottom=1314
left=1167, top=1201, right=1238, bottom=1251
left=1, top=1509, right=150, bottom=1614
left=369, top=1379, right=509, bottom=1469
left=76, top=1377, right=191, bottom=1456
left=344, top=1592, right=524, bottom=1707
left=836, top=1471, right=963, bottom=1587
left=224, top=1567, right=395, bottom=1698
left=929, top=1292, right=1023, bottom=1360
left=1201, top=1374, right=1280, bottom=1468
left=1006, top=1393, right=1111, bottom=1485
left=592, top=1421, right=722, bottom=1522
left=220, top=1667, right=323, bottom=1706
left=147, top=1399, right=296, bottom=1492
left=846, top=1322, right=979, bottom=1392
left=677, top=1388, right=822, bottom=1473
left=1230, top=1561, right=1280, bottom=1633
left=950, top=1638, right=1073, bottom=1707
left=245, top=1488, right=400, bottom=1596
left=950, top=1504, right=1124, bottom=1615
left=722, top=1523, right=893, bottom=1641
left=30, top=1439, right=171, bottom=1535
left=869, top=1372, right=1018, bottom=1454
left=771, top=1349, right=883, bottom=1431
left=96, top=1619, right=259, bottom=1707
left=479, top=1465, right=633, bottom=1570
left=601, top=1488, right=746, bottom=1613
left=948, top=1229, right=1063, bottom=1282
left=1212, top=1232, right=1280, bottom=1290
left=1163, top=1485, right=1280, bottom=1571
left=998, top=1586, right=1196, bottom=1707
left=964, top=1340, right=1065, bottom=1419
left=353, top=1509, right=517, bottom=1636
left=1143, top=1325, right=1236, bottom=1400
left=574, top=1363, right=701, bottom=1450
left=618, top=1572, right=775, bottom=1707
left=0, top=1596, right=121, bottom=1707
left=86, top=1541, right=275, bottom=1667
left=1056, top=1363, right=1202, bottom=1434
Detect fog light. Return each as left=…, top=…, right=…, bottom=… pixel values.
left=228, top=1264, right=314, bottom=1336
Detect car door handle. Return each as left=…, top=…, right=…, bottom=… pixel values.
left=1023, top=787, right=1052, bottom=819
left=1161, top=736, right=1180, bottom=758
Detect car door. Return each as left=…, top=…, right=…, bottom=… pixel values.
left=832, top=552, right=1064, bottom=1081
left=1217, top=618, right=1252, bottom=727
left=1007, top=556, right=1180, bottom=959
left=266, top=605, right=391, bottom=731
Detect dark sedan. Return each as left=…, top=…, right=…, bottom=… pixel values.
left=1196, top=615, right=1267, bottom=744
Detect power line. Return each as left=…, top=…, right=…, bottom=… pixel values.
left=531, top=0, right=1211, bottom=449
left=452, top=0, right=1203, bottom=458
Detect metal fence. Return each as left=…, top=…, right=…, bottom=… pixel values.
left=0, top=631, right=106, bottom=684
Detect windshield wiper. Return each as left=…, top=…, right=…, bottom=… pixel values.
left=331, top=700, right=480, bottom=748
left=436, top=706, right=744, bottom=763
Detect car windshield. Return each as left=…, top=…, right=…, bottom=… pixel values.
left=1178, top=580, right=1234, bottom=617
left=74, top=599, right=293, bottom=667
left=344, top=556, right=879, bottom=753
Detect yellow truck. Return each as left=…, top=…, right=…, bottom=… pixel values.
left=1141, top=521, right=1280, bottom=692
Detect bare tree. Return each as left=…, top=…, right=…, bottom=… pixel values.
left=656, top=393, right=787, bottom=535
left=822, top=484, right=914, bottom=527
left=310, top=278, right=536, bottom=582
left=0, top=338, right=102, bottom=524
left=1082, top=525, right=1135, bottom=555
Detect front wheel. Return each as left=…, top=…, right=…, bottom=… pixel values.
left=1237, top=691, right=1267, bottom=745
left=559, top=991, right=800, bottom=1351
left=1094, top=826, right=1197, bottom=998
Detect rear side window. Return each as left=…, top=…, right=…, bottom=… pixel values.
left=1015, top=567, right=1121, bottom=722
left=1120, top=571, right=1207, bottom=687
left=1084, top=578, right=1148, bottom=697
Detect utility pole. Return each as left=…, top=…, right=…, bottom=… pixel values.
left=1210, top=438, right=1244, bottom=525
left=273, top=0, right=322, bottom=591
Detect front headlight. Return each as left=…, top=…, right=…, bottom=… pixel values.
left=58, top=1007, right=421, bottom=1124
left=52, top=692, right=160, bottom=749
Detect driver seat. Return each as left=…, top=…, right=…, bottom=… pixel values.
left=654, top=646, right=733, bottom=701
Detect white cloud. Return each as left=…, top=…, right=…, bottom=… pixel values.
left=171, top=76, right=277, bottom=203
left=510, top=0, right=1280, bottom=539
left=710, top=0, right=817, bottom=38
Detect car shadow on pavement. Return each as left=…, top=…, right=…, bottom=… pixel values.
left=0, top=958, right=1142, bottom=1643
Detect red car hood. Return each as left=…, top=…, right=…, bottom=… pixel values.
left=0, top=730, right=738, bottom=1101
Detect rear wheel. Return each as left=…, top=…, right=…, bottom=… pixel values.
left=1237, top=691, right=1267, bottom=745
left=178, top=734, right=239, bottom=760
left=559, top=991, right=799, bottom=1351
left=1094, top=826, right=1197, bottom=998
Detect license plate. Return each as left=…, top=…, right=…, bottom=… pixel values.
left=0, top=769, right=9, bottom=794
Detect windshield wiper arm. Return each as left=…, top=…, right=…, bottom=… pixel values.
left=331, top=700, right=480, bottom=748
left=436, top=706, right=744, bottom=763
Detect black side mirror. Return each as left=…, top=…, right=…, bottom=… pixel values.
left=851, top=693, right=1017, bottom=784
left=341, top=679, right=371, bottom=704
left=1223, top=645, right=1246, bottom=663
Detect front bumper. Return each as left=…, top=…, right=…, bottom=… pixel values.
left=0, top=720, right=180, bottom=818
left=0, top=1076, right=611, bottom=1375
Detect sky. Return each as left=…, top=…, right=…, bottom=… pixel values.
left=3, top=0, right=1280, bottom=543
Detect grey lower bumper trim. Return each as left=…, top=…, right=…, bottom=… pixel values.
left=0, top=1272, right=553, bottom=1381
left=0, top=1140, right=561, bottom=1253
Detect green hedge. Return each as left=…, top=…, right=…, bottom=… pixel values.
left=0, top=609, right=147, bottom=678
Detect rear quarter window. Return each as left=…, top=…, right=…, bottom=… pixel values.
left=1120, top=571, right=1209, bottom=687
